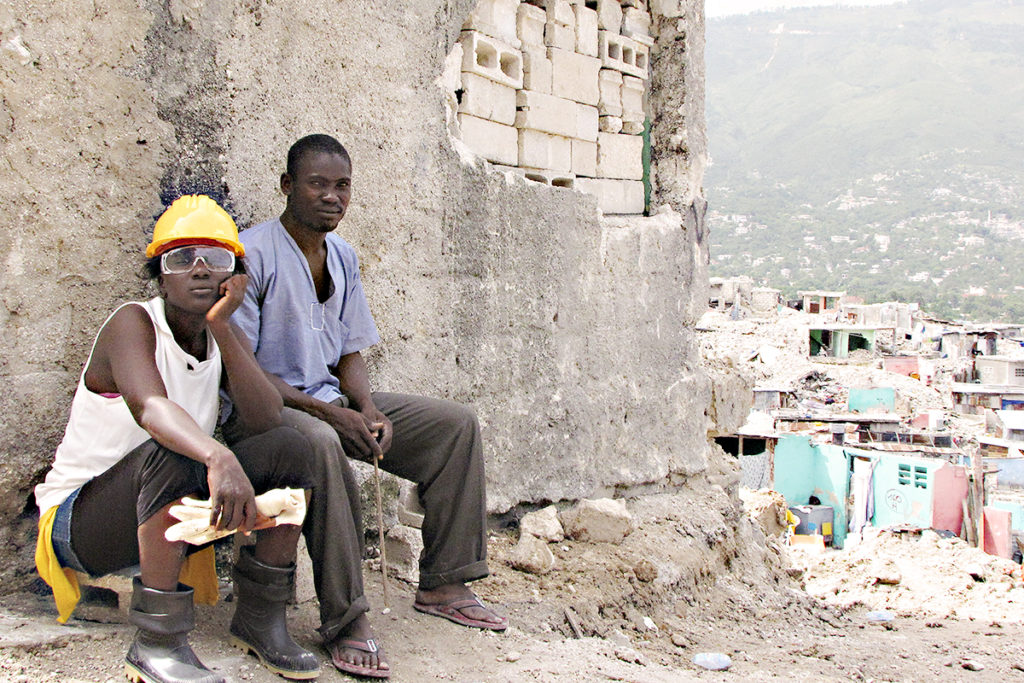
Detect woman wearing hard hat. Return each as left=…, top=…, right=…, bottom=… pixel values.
left=34, top=195, right=321, bottom=683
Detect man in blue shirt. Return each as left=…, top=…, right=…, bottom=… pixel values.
left=227, top=134, right=506, bottom=679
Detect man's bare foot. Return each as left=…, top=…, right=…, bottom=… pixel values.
left=414, top=583, right=508, bottom=630
left=328, top=613, right=390, bottom=678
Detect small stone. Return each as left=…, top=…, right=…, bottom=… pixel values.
left=633, top=558, right=658, bottom=582
left=381, top=607, right=391, bottom=615
left=1011, top=662, right=1024, bottom=672
left=560, top=498, right=633, bottom=543
left=506, top=651, right=522, bottom=662
left=509, top=533, right=556, bottom=574
left=670, top=632, right=690, bottom=648
left=520, top=505, right=564, bottom=542
left=961, top=660, right=985, bottom=671
left=642, top=616, right=657, bottom=631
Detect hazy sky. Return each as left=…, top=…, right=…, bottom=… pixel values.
left=705, top=0, right=906, bottom=18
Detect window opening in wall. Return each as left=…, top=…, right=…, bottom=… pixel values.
left=449, top=0, right=653, bottom=215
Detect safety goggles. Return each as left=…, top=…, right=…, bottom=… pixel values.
left=160, top=245, right=236, bottom=275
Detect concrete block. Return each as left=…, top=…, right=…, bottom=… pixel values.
left=573, top=5, right=599, bottom=57
left=548, top=48, right=600, bottom=105
left=459, top=72, right=517, bottom=125
left=542, top=0, right=576, bottom=27
left=515, top=89, right=578, bottom=137
left=621, top=7, right=653, bottom=45
left=597, top=131, right=643, bottom=179
left=518, top=128, right=572, bottom=172
left=517, top=3, right=547, bottom=46
left=464, top=0, right=523, bottom=47
left=598, top=68, right=623, bottom=116
left=621, top=120, right=644, bottom=134
left=521, top=167, right=575, bottom=187
left=522, top=47, right=553, bottom=93
left=621, top=74, right=644, bottom=121
left=521, top=505, right=566, bottom=541
left=594, top=0, right=622, bottom=32
left=576, top=102, right=598, bottom=141
left=560, top=497, right=634, bottom=542
left=460, top=30, right=524, bottom=89
left=599, top=115, right=623, bottom=133
left=598, top=30, right=649, bottom=80
left=571, top=138, right=597, bottom=177
left=649, top=0, right=686, bottom=18
left=509, top=533, right=556, bottom=574
left=458, top=113, right=519, bottom=165
left=544, top=20, right=575, bottom=50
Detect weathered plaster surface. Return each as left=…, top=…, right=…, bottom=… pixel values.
left=0, top=0, right=708, bottom=583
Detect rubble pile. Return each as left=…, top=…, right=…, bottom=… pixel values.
left=799, top=528, right=1024, bottom=622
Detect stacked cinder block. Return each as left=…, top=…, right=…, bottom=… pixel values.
left=456, top=0, right=652, bottom=214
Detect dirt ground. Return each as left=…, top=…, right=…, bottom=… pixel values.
left=3, top=488, right=1024, bottom=683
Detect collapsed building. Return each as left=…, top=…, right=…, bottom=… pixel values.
left=701, top=295, right=1024, bottom=562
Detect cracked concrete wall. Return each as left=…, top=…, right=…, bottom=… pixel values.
left=0, top=0, right=707, bottom=581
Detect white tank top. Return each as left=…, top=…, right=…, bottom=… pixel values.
left=35, top=297, right=221, bottom=513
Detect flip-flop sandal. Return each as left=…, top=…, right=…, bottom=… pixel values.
left=413, top=595, right=509, bottom=631
left=329, top=637, right=391, bottom=679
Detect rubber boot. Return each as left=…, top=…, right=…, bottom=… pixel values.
left=124, top=577, right=224, bottom=683
left=229, top=546, right=320, bottom=680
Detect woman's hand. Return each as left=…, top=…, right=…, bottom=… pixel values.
left=206, top=274, right=249, bottom=327
left=205, top=447, right=257, bottom=532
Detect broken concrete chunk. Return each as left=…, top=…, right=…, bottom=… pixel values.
left=397, top=482, right=424, bottom=529
left=520, top=505, right=565, bottom=542
left=560, top=497, right=633, bottom=543
left=509, top=533, right=557, bottom=574
left=384, top=524, right=422, bottom=584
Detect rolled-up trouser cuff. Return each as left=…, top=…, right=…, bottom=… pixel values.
left=418, top=559, right=490, bottom=591
left=317, top=594, right=370, bottom=644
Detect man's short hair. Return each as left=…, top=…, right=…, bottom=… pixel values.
left=286, top=134, right=351, bottom=177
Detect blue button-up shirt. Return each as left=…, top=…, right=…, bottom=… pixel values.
left=231, top=218, right=380, bottom=404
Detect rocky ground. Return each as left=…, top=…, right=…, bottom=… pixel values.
left=4, top=487, right=1024, bottom=682
left=5, top=306, right=1024, bottom=681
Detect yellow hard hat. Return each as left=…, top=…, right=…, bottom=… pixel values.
left=146, top=195, right=245, bottom=258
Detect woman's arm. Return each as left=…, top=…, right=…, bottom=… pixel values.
left=206, top=274, right=284, bottom=434
left=85, top=304, right=256, bottom=532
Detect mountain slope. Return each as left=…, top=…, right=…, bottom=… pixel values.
left=705, top=0, right=1024, bottom=321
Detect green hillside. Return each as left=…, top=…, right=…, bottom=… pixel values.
left=705, top=0, right=1024, bottom=321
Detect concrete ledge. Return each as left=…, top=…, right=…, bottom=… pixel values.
left=576, top=177, right=645, bottom=214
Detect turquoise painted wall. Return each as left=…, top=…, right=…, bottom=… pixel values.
left=871, top=456, right=945, bottom=529
left=848, top=387, right=896, bottom=413
left=773, top=436, right=852, bottom=547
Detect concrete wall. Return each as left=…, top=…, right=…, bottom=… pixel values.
left=0, top=0, right=709, bottom=581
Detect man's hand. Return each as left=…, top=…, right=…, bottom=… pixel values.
left=206, top=274, right=249, bottom=327
left=205, top=448, right=257, bottom=532
left=362, top=406, right=393, bottom=455
left=317, top=403, right=388, bottom=462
